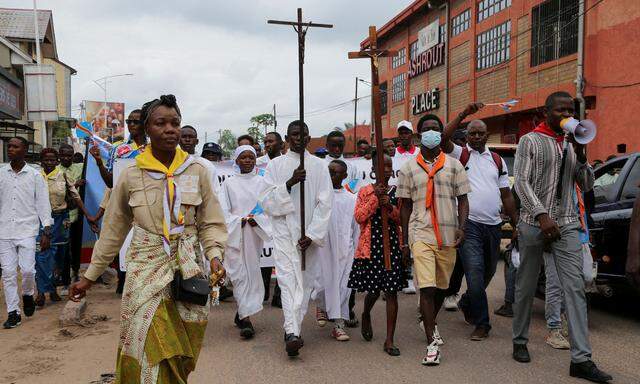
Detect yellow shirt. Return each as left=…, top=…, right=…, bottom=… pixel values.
left=42, top=169, right=80, bottom=212
left=84, top=161, right=228, bottom=281
left=57, top=163, right=83, bottom=222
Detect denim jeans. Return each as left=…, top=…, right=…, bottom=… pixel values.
left=459, top=220, right=502, bottom=328
left=35, top=212, right=67, bottom=294
left=51, top=212, right=70, bottom=286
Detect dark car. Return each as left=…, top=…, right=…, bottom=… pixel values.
left=590, top=152, right=640, bottom=293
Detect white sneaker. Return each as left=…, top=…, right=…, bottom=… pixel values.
left=331, top=325, right=350, bottom=341
left=433, top=325, right=444, bottom=346
left=403, top=279, right=416, bottom=294
left=443, top=294, right=460, bottom=311
left=422, top=341, right=441, bottom=366
left=546, top=329, right=570, bottom=350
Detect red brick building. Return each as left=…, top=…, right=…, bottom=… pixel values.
left=362, top=0, right=640, bottom=161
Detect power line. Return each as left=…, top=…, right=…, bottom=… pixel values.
left=278, top=94, right=372, bottom=118
left=587, top=80, right=640, bottom=89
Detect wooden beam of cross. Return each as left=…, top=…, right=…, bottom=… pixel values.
left=268, top=8, right=332, bottom=271
left=348, top=26, right=396, bottom=271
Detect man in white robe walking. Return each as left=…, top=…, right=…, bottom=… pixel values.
left=259, top=121, right=333, bottom=357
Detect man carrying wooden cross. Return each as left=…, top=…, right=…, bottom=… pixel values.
left=259, top=121, right=333, bottom=357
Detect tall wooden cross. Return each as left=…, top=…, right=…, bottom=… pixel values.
left=268, top=9, right=332, bottom=271
left=349, top=26, right=396, bottom=270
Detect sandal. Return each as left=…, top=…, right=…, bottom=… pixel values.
left=383, top=344, right=401, bottom=356
left=361, top=312, right=373, bottom=341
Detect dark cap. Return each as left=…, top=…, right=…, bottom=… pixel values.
left=453, top=129, right=467, bottom=140
left=201, top=142, right=222, bottom=155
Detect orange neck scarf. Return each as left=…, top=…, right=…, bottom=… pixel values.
left=416, top=151, right=447, bottom=248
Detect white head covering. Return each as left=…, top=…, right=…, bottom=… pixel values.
left=234, top=144, right=256, bottom=160
left=233, top=144, right=257, bottom=174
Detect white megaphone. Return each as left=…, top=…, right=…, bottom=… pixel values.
left=560, top=117, right=597, bottom=144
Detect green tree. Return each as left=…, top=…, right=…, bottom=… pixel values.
left=218, top=129, right=237, bottom=158
left=248, top=113, right=275, bottom=143
left=247, top=126, right=264, bottom=144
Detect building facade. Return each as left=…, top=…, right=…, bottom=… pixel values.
left=0, top=8, right=76, bottom=159
left=364, top=0, right=640, bottom=161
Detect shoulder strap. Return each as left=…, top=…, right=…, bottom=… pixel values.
left=490, top=151, right=506, bottom=176
left=459, top=147, right=470, bottom=167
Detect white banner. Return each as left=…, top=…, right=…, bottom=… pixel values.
left=417, top=20, right=440, bottom=54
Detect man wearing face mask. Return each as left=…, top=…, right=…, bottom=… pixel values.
left=440, top=106, right=519, bottom=341
left=397, top=127, right=470, bottom=366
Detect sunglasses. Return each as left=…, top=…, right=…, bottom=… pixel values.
left=126, top=119, right=142, bottom=125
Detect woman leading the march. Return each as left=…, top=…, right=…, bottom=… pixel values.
left=69, top=94, right=227, bottom=383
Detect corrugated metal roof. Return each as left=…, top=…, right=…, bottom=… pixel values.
left=0, top=8, right=51, bottom=41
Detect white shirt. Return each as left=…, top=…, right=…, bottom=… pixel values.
left=0, top=163, right=53, bottom=239
left=450, top=144, right=510, bottom=225
left=259, top=150, right=333, bottom=245
left=392, top=146, right=419, bottom=186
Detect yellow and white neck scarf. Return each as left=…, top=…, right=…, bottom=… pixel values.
left=41, top=168, right=60, bottom=180
left=135, top=146, right=194, bottom=257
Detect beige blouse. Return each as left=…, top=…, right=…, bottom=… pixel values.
left=44, top=170, right=80, bottom=212
left=84, top=161, right=228, bottom=282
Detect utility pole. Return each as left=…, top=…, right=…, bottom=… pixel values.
left=353, top=77, right=358, bottom=155
left=273, top=104, right=277, bottom=133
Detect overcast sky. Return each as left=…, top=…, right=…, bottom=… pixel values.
left=6, top=0, right=413, bottom=145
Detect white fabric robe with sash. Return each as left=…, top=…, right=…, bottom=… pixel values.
left=259, top=150, right=333, bottom=336
left=315, top=188, right=359, bottom=320
left=220, top=170, right=271, bottom=319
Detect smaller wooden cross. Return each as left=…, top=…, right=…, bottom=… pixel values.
left=348, top=26, right=396, bottom=271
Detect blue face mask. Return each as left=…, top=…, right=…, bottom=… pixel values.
left=421, top=130, right=441, bottom=149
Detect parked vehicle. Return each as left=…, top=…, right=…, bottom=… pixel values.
left=590, top=152, right=640, bottom=294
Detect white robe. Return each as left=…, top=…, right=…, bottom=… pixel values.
left=315, top=188, right=359, bottom=320
left=220, top=171, right=271, bottom=319
left=259, top=150, right=333, bottom=336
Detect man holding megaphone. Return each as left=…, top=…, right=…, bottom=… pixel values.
left=512, top=91, right=612, bottom=383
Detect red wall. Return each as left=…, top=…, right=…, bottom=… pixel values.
left=584, top=0, right=640, bottom=160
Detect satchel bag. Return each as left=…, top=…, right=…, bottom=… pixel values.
left=171, top=269, right=211, bottom=306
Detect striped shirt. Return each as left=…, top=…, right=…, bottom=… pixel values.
left=514, top=132, right=594, bottom=227
left=397, top=155, right=470, bottom=246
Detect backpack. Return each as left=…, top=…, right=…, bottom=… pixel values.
left=459, top=147, right=507, bottom=177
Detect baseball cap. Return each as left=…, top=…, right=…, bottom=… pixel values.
left=397, top=120, right=413, bottom=133
left=453, top=129, right=467, bottom=140
left=201, top=142, right=222, bottom=155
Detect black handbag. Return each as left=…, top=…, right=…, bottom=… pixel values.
left=171, top=270, right=211, bottom=306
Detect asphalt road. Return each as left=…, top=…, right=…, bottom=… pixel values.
left=191, top=262, right=640, bottom=384
left=1, top=261, right=639, bottom=384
